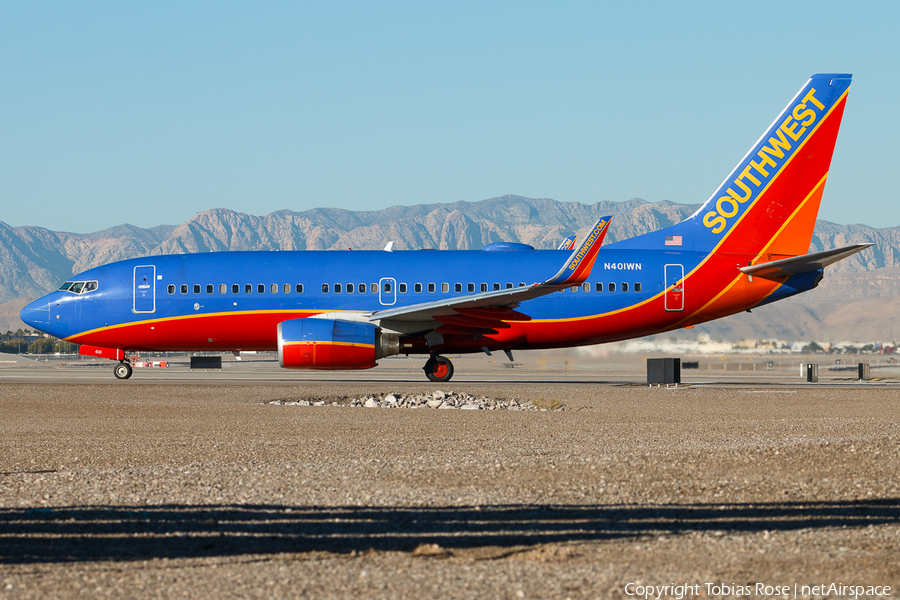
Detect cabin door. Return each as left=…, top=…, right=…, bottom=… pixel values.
left=133, top=265, right=156, bottom=314
left=379, top=277, right=397, bottom=306
left=664, top=264, right=684, bottom=312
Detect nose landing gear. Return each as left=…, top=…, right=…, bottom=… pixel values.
left=423, top=355, right=454, bottom=382
left=113, top=361, right=133, bottom=380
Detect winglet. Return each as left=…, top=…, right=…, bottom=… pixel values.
left=557, top=235, right=577, bottom=250
left=544, top=217, right=612, bottom=286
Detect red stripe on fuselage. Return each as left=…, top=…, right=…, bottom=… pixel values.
left=70, top=311, right=319, bottom=352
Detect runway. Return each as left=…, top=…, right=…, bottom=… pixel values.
left=2, top=352, right=898, bottom=387
left=1, top=355, right=898, bottom=598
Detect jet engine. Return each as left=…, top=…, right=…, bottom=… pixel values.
left=277, top=318, right=400, bottom=370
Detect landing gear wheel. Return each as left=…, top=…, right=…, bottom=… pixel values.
left=424, top=355, right=454, bottom=383
left=114, top=362, right=133, bottom=380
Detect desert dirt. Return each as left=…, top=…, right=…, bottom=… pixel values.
left=1, top=363, right=898, bottom=599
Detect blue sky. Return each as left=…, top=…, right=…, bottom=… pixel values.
left=1, top=1, right=897, bottom=233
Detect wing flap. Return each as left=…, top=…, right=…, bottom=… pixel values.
left=435, top=314, right=512, bottom=329
left=454, top=307, right=532, bottom=321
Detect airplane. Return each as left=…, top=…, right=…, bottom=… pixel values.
left=20, top=73, right=870, bottom=382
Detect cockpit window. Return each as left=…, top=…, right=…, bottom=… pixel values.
left=60, top=280, right=99, bottom=294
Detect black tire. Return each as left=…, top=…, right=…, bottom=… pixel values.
left=424, top=355, right=454, bottom=382
left=114, top=362, right=133, bottom=380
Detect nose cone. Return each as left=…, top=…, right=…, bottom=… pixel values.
left=20, top=297, right=51, bottom=332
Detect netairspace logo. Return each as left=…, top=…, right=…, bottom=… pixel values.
left=624, top=582, right=892, bottom=599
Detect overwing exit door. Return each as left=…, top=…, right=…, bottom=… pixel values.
left=664, top=264, right=684, bottom=312
left=379, top=277, right=396, bottom=306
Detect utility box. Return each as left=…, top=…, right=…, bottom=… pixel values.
left=648, top=358, right=681, bottom=385
left=806, top=363, right=818, bottom=383
left=191, top=355, right=222, bottom=370
left=858, top=362, right=870, bottom=381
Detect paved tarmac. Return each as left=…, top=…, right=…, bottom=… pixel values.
left=1, top=355, right=898, bottom=598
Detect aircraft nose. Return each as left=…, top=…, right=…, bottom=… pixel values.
left=20, top=298, right=51, bottom=331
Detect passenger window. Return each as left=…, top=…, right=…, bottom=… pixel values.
left=257, top=284, right=265, bottom=294
left=468, top=283, right=475, bottom=293
left=428, top=283, right=435, bottom=293
left=245, top=284, right=252, bottom=294
left=232, top=284, right=239, bottom=294
left=220, top=284, right=227, bottom=294
left=635, top=282, right=642, bottom=292
left=481, top=283, right=488, bottom=292
left=414, top=283, right=422, bottom=293
left=271, top=283, right=278, bottom=294
left=206, top=284, right=214, bottom=294
left=493, top=283, right=500, bottom=291
left=359, top=283, right=367, bottom=294
left=168, top=284, right=176, bottom=294
left=296, top=284, right=304, bottom=294
left=582, top=282, right=590, bottom=292
left=622, top=282, right=629, bottom=292
left=399, top=283, right=407, bottom=293
left=322, top=283, right=329, bottom=293
left=181, top=284, right=188, bottom=294
left=283, top=283, right=290, bottom=294
left=570, top=286, right=577, bottom=292
left=455, top=283, right=462, bottom=293
left=506, top=282, right=513, bottom=289
left=370, top=283, right=378, bottom=293
left=193, top=284, right=201, bottom=294
left=608, top=282, right=616, bottom=292
left=383, top=282, right=392, bottom=293
left=441, top=282, right=449, bottom=293
left=334, top=283, right=342, bottom=293
left=347, top=283, right=354, bottom=293
left=519, top=282, right=526, bottom=287
left=596, top=282, right=603, bottom=292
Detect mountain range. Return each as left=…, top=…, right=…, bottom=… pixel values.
left=2, top=195, right=898, bottom=342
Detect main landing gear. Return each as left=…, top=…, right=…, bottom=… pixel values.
left=423, top=355, right=454, bottom=383
left=113, top=361, right=133, bottom=380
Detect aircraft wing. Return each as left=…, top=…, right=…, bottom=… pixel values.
left=369, top=216, right=612, bottom=324
left=740, top=244, right=872, bottom=279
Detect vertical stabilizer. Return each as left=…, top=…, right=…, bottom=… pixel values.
left=609, top=74, right=851, bottom=257
left=693, top=73, right=851, bottom=257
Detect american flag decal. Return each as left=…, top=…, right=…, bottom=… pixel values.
left=665, top=235, right=682, bottom=246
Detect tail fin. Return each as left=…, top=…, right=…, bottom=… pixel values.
left=693, top=73, right=851, bottom=257
left=611, top=74, right=851, bottom=257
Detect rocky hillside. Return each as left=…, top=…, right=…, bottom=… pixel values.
left=0, top=196, right=696, bottom=305
left=1, top=195, right=898, bottom=341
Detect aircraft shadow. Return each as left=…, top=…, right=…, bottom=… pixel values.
left=1, top=500, right=897, bottom=564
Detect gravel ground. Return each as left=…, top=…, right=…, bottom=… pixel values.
left=1, top=379, right=898, bottom=599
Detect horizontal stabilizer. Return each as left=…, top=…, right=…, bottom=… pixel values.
left=740, top=244, right=872, bottom=279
